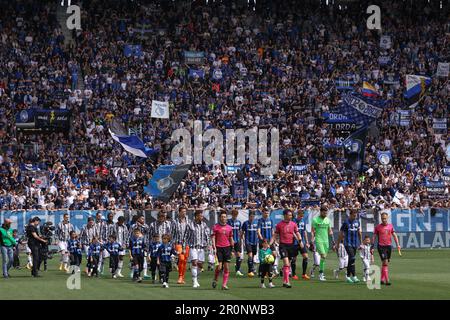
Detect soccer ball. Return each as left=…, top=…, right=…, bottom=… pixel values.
left=265, top=254, right=275, bottom=264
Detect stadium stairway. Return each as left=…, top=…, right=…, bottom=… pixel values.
left=56, top=1, right=84, bottom=91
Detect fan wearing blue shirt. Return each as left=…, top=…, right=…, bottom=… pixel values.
left=241, top=211, right=258, bottom=277
left=227, top=209, right=243, bottom=276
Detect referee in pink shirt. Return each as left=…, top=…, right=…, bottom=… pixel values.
left=211, top=210, right=234, bottom=290
left=274, top=209, right=304, bottom=288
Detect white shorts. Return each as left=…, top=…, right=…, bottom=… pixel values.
left=26, top=246, right=32, bottom=254
left=189, top=248, right=205, bottom=263
left=119, top=250, right=126, bottom=256
left=102, top=249, right=110, bottom=258
left=58, top=241, right=68, bottom=252
left=84, top=246, right=89, bottom=256
left=339, top=256, right=348, bottom=269
left=361, top=258, right=371, bottom=270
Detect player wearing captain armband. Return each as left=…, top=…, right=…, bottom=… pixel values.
left=258, top=239, right=275, bottom=288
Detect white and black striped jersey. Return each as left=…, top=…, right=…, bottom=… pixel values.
left=338, top=243, right=348, bottom=258
left=113, top=223, right=129, bottom=248
left=171, top=217, right=190, bottom=245
left=185, top=220, right=211, bottom=248
left=56, top=222, right=74, bottom=242
left=149, top=220, right=173, bottom=239
left=80, top=225, right=96, bottom=246
left=103, top=221, right=116, bottom=240
left=94, top=220, right=107, bottom=242
left=360, top=244, right=372, bottom=260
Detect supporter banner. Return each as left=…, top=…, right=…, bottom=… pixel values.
left=151, top=100, right=170, bottom=119
left=379, top=35, right=392, bottom=49
left=334, top=92, right=385, bottom=126
left=425, top=180, right=446, bottom=198
left=188, top=68, right=205, bottom=79
left=143, top=164, right=191, bottom=202
left=383, top=73, right=400, bottom=86
left=184, top=51, right=205, bottom=64
left=35, top=109, right=71, bottom=131
left=335, top=79, right=355, bottom=90
left=433, top=118, right=447, bottom=133
left=232, top=180, right=248, bottom=199
left=436, top=62, right=449, bottom=77
left=123, top=44, right=143, bottom=57
left=377, top=150, right=392, bottom=165
left=444, top=167, right=450, bottom=185
left=291, top=164, right=308, bottom=174
left=343, top=126, right=368, bottom=172
left=398, top=109, right=411, bottom=126
left=226, top=165, right=242, bottom=174
left=378, top=55, right=391, bottom=65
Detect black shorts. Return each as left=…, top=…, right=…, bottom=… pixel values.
left=216, top=246, right=232, bottom=263
left=296, top=243, right=308, bottom=255
left=233, top=242, right=242, bottom=253
left=279, top=244, right=296, bottom=259
left=259, top=263, right=273, bottom=277
left=245, top=244, right=258, bottom=255
left=378, top=246, right=392, bottom=261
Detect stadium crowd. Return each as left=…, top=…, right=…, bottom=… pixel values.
left=0, top=0, right=448, bottom=213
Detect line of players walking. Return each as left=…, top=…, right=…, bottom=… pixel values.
left=51, top=205, right=401, bottom=289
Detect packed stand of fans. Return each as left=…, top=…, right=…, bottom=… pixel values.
left=0, top=0, right=448, bottom=212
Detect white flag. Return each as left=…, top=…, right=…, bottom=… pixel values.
left=380, top=35, right=391, bottom=49
left=151, top=100, right=170, bottom=119
left=437, top=62, right=449, bottom=77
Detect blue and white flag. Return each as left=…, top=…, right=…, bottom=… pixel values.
left=333, top=92, right=386, bottom=126
left=109, top=129, right=157, bottom=158
left=377, top=150, right=392, bottom=165
left=151, top=100, right=170, bottom=119
left=123, top=45, right=143, bottom=58
left=188, top=68, right=205, bottom=79
left=404, top=75, right=431, bottom=108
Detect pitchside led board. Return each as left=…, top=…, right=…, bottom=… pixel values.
left=1, top=208, right=449, bottom=249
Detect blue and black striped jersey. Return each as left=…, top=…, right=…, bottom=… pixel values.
left=242, top=220, right=258, bottom=245
left=257, top=217, right=274, bottom=240
left=340, top=218, right=361, bottom=247
left=293, top=217, right=307, bottom=245
left=67, top=239, right=82, bottom=255
left=88, top=243, right=102, bottom=256
left=105, top=241, right=122, bottom=255
left=157, top=242, right=176, bottom=263
left=129, top=236, right=146, bottom=255
left=227, top=218, right=241, bottom=243
left=149, top=241, right=162, bottom=257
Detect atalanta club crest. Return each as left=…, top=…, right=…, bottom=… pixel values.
left=157, top=176, right=174, bottom=191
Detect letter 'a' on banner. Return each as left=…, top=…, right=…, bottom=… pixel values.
left=144, top=164, right=191, bottom=203
left=151, top=100, right=170, bottom=119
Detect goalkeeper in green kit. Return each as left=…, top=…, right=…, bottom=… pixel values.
left=311, top=205, right=336, bottom=281
left=258, top=239, right=275, bottom=288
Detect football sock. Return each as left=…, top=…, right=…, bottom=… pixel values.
left=223, top=270, right=229, bottom=287
left=236, top=257, right=242, bottom=271
left=302, top=258, right=308, bottom=275
left=319, top=260, right=325, bottom=273
left=283, top=265, right=289, bottom=283
left=214, top=267, right=220, bottom=281
left=291, top=260, right=297, bottom=276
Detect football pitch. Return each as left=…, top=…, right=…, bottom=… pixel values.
left=1, top=249, right=449, bottom=300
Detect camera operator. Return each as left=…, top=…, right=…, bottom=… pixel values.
left=39, top=222, right=55, bottom=271
left=26, top=217, right=48, bottom=277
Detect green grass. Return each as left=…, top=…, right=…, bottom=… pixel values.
left=2, top=249, right=450, bottom=300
